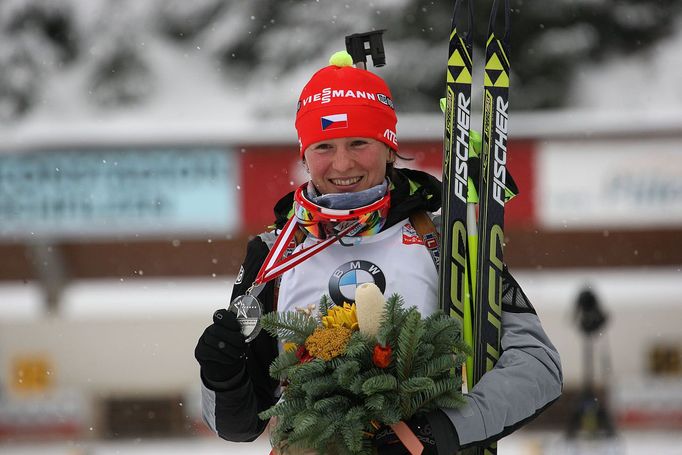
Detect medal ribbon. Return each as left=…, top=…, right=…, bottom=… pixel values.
left=254, top=215, right=362, bottom=286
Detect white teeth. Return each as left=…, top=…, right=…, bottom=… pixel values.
left=331, top=177, right=362, bottom=186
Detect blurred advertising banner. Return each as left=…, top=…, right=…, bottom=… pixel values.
left=11, top=354, right=53, bottom=394
left=239, top=140, right=536, bottom=232
left=537, top=139, right=682, bottom=229
left=0, top=148, right=239, bottom=240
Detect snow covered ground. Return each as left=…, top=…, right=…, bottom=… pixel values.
left=2, top=430, right=682, bottom=455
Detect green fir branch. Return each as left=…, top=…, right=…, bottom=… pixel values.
left=345, top=331, right=373, bottom=359
left=304, top=375, right=338, bottom=407
left=376, top=293, right=408, bottom=345
left=357, top=438, right=375, bottom=455
left=289, top=409, right=322, bottom=442
left=327, top=356, right=348, bottom=370
left=282, top=380, right=306, bottom=400
left=276, top=412, right=296, bottom=434
left=453, top=338, right=473, bottom=359
left=396, top=309, right=425, bottom=382
left=408, top=377, right=461, bottom=416
left=411, top=342, right=434, bottom=376
left=305, top=375, right=338, bottom=398
left=361, top=374, right=398, bottom=394
left=258, top=397, right=306, bottom=421
left=260, top=311, right=318, bottom=345
left=399, top=376, right=435, bottom=394
left=400, top=376, right=437, bottom=416
left=310, top=415, right=344, bottom=452
left=349, top=367, right=382, bottom=395
left=379, top=393, right=403, bottom=424
left=268, top=349, right=299, bottom=380
left=420, top=354, right=458, bottom=377
left=364, top=393, right=385, bottom=411
left=341, top=406, right=367, bottom=454
left=313, top=395, right=351, bottom=413
left=433, top=390, right=467, bottom=409
left=318, top=294, right=333, bottom=319
left=287, top=358, right=327, bottom=383
left=418, top=342, right=435, bottom=360
left=423, top=314, right=460, bottom=351
left=335, top=359, right=361, bottom=389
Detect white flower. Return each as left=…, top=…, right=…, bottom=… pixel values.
left=354, top=283, right=386, bottom=338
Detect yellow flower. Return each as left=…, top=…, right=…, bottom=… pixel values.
left=322, top=302, right=359, bottom=331
left=283, top=342, right=297, bottom=352
left=305, top=327, right=352, bottom=361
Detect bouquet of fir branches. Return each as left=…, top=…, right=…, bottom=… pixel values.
left=259, top=283, right=469, bottom=455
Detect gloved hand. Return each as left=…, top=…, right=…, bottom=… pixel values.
left=194, top=309, right=247, bottom=384
left=375, top=409, right=462, bottom=455
left=373, top=414, right=438, bottom=455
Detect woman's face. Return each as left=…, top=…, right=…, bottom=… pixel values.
left=303, top=137, right=390, bottom=194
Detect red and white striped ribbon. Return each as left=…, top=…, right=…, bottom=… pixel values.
left=254, top=216, right=361, bottom=286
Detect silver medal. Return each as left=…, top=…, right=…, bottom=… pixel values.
left=228, top=284, right=265, bottom=343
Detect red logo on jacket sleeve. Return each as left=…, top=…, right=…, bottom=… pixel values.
left=402, top=223, right=424, bottom=245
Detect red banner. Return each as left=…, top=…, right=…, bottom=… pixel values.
left=239, top=141, right=536, bottom=233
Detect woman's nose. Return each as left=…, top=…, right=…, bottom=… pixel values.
left=331, top=147, right=353, bottom=172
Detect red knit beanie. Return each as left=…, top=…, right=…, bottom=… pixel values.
left=295, top=64, right=398, bottom=158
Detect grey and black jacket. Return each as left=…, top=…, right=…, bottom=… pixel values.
left=199, top=168, right=563, bottom=452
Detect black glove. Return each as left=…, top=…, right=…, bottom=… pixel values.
left=194, top=309, right=247, bottom=384
left=373, top=410, right=459, bottom=455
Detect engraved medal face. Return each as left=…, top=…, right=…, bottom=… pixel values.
left=228, top=294, right=262, bottom=343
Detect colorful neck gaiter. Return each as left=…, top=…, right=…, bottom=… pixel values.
left=294, top=180, right=390, bottom=239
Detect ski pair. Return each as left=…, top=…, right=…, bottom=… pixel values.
left=438, top=1, right=511, bottom=454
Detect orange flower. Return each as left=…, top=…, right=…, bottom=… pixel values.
left=372, top=344, right=392, bottom=368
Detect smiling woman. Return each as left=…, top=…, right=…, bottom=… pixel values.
left=194, top=51, right=562, bottom=455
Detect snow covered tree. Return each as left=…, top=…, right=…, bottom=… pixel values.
left=0, top=0, right=78, bottom=120
left=0, top=0, right=681, bottom=121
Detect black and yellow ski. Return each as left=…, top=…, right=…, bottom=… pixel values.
left=441, top=1, right=511, bottom=454
left=472, top=1, right=511, bottom=453
left=438, top=0, right=474, bottom=388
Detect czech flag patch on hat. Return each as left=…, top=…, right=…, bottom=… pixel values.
left=321, top=113, right=348, bottom=130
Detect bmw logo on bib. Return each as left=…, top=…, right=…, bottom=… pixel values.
left=328, top=260, right=386, bottom=306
